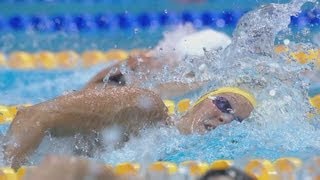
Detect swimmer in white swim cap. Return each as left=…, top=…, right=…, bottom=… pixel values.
left=85, top=24, right=231, bottom=98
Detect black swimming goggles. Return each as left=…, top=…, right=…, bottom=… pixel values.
left=210, top=96, right=243, bottom=122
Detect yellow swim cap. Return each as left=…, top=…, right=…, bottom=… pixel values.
left=194, top=87, right=257, bottom=107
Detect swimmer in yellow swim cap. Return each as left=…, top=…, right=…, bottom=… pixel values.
left=177, top=87, right=255, bottom=134
left=4, top=83, right=255, bottom=169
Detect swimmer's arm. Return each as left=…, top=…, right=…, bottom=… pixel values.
left=4, top=87, right=168, bottom=169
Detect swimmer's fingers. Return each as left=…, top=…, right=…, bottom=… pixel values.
left=25, top=155, right=119, bottom=180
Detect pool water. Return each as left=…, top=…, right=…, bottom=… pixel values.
left=0, top=0, right=320, bottom=171
left=0, top=67, right=102, bottom=104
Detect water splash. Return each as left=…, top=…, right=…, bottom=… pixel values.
left=226, top=0, right=316, bottom=59
left=0, top=0, right=319, bottom=169
left=99, top=0, right=320, bottom=164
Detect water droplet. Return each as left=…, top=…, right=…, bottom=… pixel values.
left=283, top=39, right=290, bottom=45
left=134, top=28, right=139, bottom=34
left=269, top=89, right=276, bottom=96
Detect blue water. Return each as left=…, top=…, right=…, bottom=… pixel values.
left=0, top=67, right=104, bottom=104
left=0, top=0, right=320, bottom=167
left=0, top=67, right=102, bottom=144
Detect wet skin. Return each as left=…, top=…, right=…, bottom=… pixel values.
left=4, top=86, right=169, bottom=169
left=3, top=51, right=254, bottom=169
left=84, top=50, right=205, bottom=98
left=177, top=93, right=254, bottom=134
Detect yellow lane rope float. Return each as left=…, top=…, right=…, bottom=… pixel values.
left=244, top=159, right=278, bottom=180
left=148, top=161, right=178, bottom=175
left=210, top=160, right=233, bottom=170
left=34, top=51, right=58, bottom=69
left=0, top=53, right=5, bottom=67
left=274, top=45, right=320, bottom=66
left=179, top=161, right=209, bottom=176
left=0, top=46, right=319, bottom=69
left=82, top=50, right=107, bottom=67
left=8, top=51, right=35, bottom=69
left=0, top=49, right=130, bottom=69
left=114, top=163, right=140, bottom=176
left=55, top=51, right=79, bottom=68
left=0, top=158, right=315, bottom=180
left=0, top=105, right=18, bottom=123
left=274, top=157, right=302, bottom=180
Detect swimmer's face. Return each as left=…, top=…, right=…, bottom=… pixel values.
left=177, top=93, right=254, bottom=134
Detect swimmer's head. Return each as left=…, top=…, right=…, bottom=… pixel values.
left=177, top=87, right=255, bottom=134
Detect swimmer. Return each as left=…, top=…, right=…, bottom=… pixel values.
left=84, top=49, right=206, bottom=98
left=85, top=25, right=231, bottom=98
left=4, top=85, right=254, bottom=169
left=4, top=26, right=241, bottom=169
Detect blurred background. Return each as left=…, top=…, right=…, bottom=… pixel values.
left=0, top=0, right=318, bottom=52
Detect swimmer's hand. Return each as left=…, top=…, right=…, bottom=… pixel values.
left=24, top=155, right=119, bottom=180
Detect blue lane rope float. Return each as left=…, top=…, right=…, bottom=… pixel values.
left=0, top=9, right=318, bottom=32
